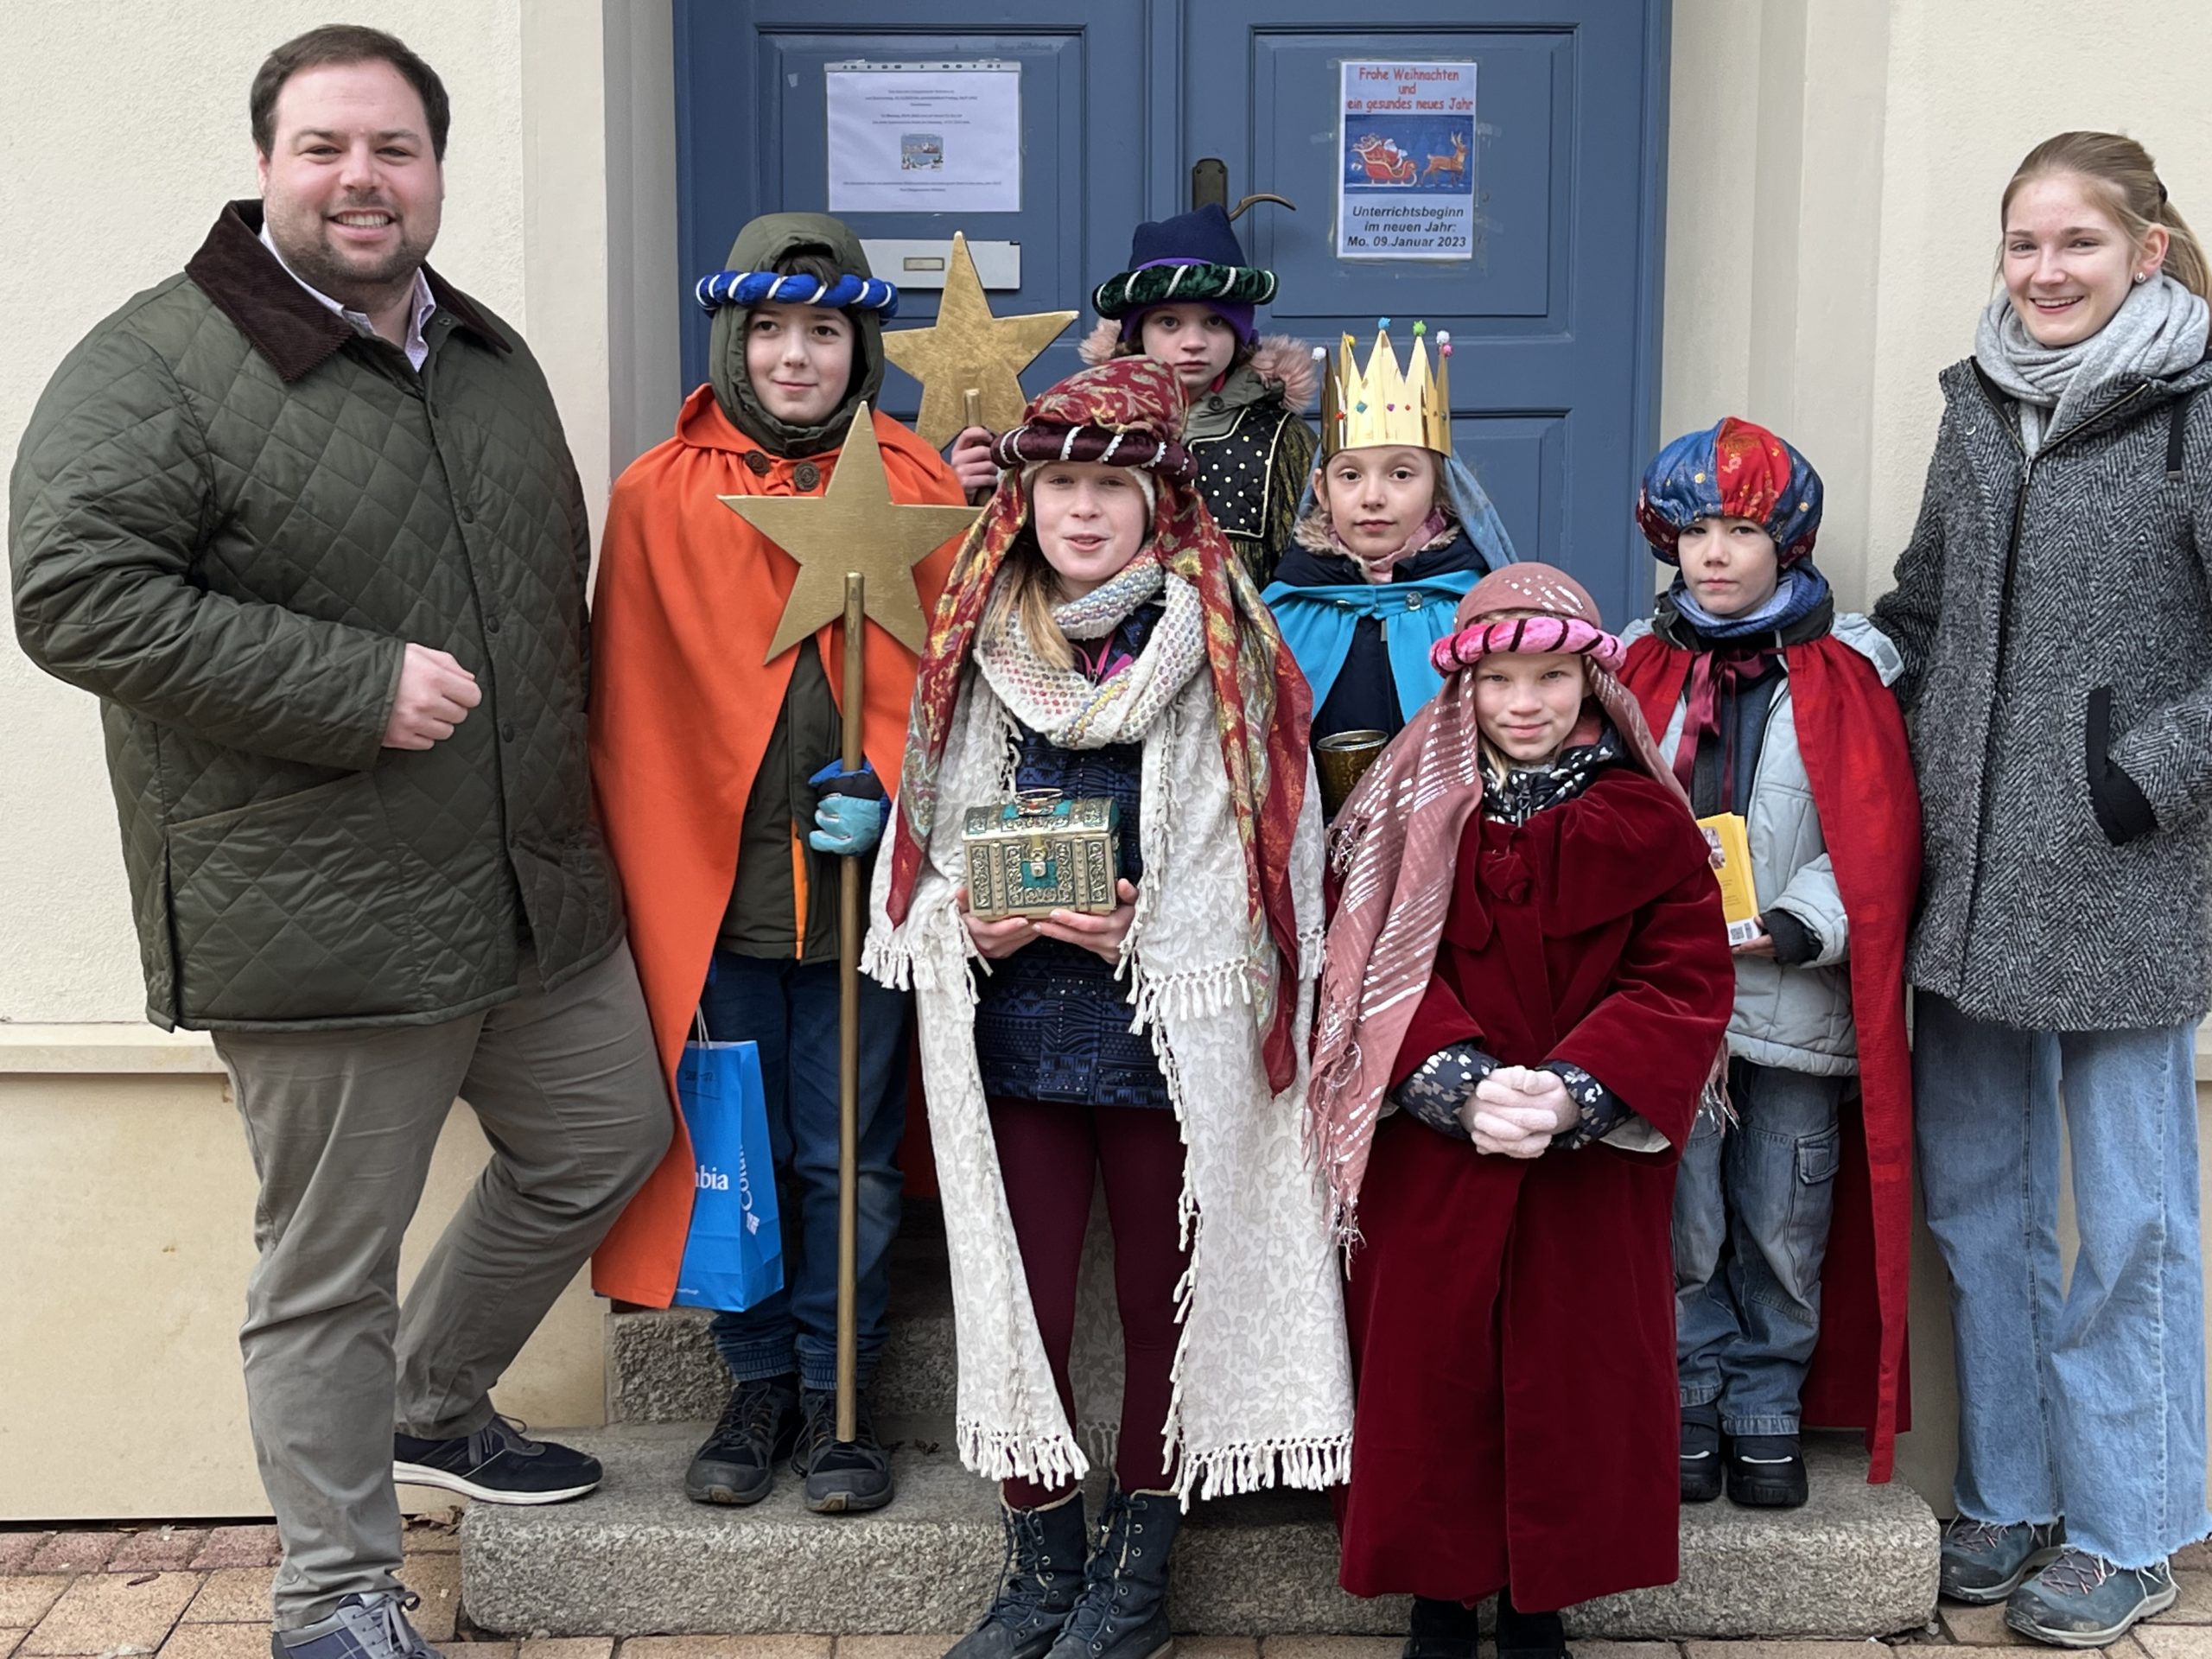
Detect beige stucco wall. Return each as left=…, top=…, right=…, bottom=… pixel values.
left=5, top=0, right=2212, bottom=1521
left=1660, top=0, right=2212, bottom=1509
left=0, top=0, right=638, bottom=1520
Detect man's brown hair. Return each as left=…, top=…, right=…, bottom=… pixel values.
left=251, top=24, right=451, bottom=161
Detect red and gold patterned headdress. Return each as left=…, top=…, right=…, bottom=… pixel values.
left=884, top=357, right=1313, bottom=1090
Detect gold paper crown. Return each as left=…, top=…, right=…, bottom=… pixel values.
left=1316, top=321, right=1452, bottom=457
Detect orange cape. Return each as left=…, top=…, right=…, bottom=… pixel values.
left=588, top=385, right=965, bottom=1306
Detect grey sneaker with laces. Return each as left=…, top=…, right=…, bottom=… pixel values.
left=272, top=1592, right=440, bottom=1659
left=2005, top=1548, right=2177, bottom=1647
left=1940, top=1515, right=2066, bottom=1604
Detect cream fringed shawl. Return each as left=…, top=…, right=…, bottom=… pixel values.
left=863, top=664, right=1352, bottom=1502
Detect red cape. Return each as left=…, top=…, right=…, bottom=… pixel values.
left=588, top=387, right=966, bottom=1306
left=1619, top=630, right=1921, bottom=1481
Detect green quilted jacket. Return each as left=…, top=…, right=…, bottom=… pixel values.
left=10, top=201, right=622, bottom=1031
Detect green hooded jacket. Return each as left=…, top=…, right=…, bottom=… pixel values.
left=702, top=213, right=894, bottom=961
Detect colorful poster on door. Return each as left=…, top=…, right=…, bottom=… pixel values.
left=1337, top=60, right=1477, bottom=261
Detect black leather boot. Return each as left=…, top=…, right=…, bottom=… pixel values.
left=1495, top=1587, right=1570, bottom=1659
left=1402, top=1595, right=1479, bottom=1659
left=945, top=1491, right=1090, bottom=1659
left=1045, top=1485, right=1182, bottom=1659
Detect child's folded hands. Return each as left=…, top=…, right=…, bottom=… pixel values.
left=1462, top=1065, right=1578, bottom=1159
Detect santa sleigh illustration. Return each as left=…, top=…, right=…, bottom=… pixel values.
left=1352, top=131, right=1468, bottom=187
left=1351, top=134, right=1417, bottom=184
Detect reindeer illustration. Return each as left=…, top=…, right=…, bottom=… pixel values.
left=1420, top=132, right=1469, bottom=186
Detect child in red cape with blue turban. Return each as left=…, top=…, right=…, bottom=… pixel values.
left=1618, top=416, right=1922, bottom=1503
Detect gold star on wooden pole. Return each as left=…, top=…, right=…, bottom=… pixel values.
left=882, top=231, right=1077, bottom=448
left=721, top=404, right=981, bottom=664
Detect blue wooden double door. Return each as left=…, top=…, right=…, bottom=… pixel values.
left=674, top=1, right=1671, bottom=623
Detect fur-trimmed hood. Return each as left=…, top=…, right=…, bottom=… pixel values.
left=1079, top=320, right=1319, bottom=410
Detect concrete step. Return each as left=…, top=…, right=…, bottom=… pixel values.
left=461, top=1426, right=1936, bottom=1639
left=607, top=1235, right=956, bottom=1423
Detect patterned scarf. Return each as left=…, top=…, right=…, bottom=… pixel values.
left=1481, top=717, right=1624, bottom=825
left=1306, top=564, right=1690, bottom=1234
left=974, top=550, right=1207, bottom=749
left=886, top=358, right=1313, bottom=1090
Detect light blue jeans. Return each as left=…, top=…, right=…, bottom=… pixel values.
left=1916, top=991, right=2209, bottom=1568
left=1674, top=1058, right=1847, bottom=1435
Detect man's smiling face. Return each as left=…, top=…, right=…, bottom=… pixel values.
left=257, top=58, right=443, bottom=310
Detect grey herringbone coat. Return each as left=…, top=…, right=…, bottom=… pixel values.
left=1872, top=351, right=2212, bottom=1030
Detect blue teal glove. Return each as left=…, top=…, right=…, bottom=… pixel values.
left=809, top=758, right=891, bottom=855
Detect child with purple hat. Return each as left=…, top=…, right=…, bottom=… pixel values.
left=1081, top=202, right=1318, bottom=584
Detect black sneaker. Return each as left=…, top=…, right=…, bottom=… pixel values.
left=791, top=1387, right=893, bottom=1513
left=1680, top=1406, right=1722, bottom=1504
left=1495, top=1589, right=1570, bottom=1659
left=684, top=1374, right=799, bottom=1506
left=391, top=1415, right=600, bottom=1505
left=1726, top=1433, right=1808, bottom=1508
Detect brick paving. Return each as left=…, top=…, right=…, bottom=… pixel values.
left=2, top=1523, right=2206, bottom=1658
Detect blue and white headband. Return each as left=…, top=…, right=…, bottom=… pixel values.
left=694, top=270, right=900, bottom=317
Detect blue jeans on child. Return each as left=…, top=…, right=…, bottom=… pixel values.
left=697, top=950, right=908, bottom=1395
left=1674, top=1058, right=1847, bottom=1435
left=1915, top=991, right=2209, bottom=1569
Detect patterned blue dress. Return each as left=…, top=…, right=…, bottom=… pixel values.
left=972, top=605, right=1170, bottom=1110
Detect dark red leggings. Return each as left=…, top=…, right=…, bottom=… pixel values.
left=988, top=1096, right=1192, bottom=1506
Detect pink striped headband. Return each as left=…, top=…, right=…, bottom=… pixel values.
left=1432, top=613, right=1626, bottom=676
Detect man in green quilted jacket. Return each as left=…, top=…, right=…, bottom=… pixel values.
left=9, top=27, right=670, bottom=1659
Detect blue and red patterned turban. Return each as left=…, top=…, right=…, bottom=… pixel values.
left=1634, top=416, right=1823, bottom=566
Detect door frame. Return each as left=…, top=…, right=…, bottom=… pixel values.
left=670, top=0, right=1675, bottom=588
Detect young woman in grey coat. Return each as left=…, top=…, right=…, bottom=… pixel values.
left=1873, top=131, right=2212, bottom=1648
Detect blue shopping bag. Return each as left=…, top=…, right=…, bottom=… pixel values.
left=671, top=1018, right=785, bottom=1312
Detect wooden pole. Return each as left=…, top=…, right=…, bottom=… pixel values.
left=836, top=572, right=865, bottom=1444
left=963, top=387, right=983, bottom=435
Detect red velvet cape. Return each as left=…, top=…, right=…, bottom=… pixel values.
left=1338, top=769, right=1735, bottom=1611
left=1618, top=630, right=1920, bottom=1480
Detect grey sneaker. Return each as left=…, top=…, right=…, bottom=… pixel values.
left=2005, top=1549, right=2177, bottom=1648
left=272, top=1592, right=439, bottom=1659
left=1940, top=1515, right=2066, bottom=1604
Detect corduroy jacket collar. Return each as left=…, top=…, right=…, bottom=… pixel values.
left=184, top=199, right=510, bottom=383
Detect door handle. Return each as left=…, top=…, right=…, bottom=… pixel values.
left=1190, top=157, right=1297, bottom=220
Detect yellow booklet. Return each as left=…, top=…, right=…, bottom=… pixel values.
left=1696, top=811, right=1764, bottom=946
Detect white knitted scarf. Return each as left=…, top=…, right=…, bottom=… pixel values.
left=864, top=607, right=1352, bottom=1502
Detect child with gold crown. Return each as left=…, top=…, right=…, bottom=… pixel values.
left=1263, top=321, right=1518, bottom=765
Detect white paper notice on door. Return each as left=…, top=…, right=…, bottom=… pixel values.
left=826, top=60, right=1021, bottom=215
left=1337, top=60, right=1477, bottom=260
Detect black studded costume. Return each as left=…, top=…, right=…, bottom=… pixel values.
left=1087, top=206, right=1319, bottom=585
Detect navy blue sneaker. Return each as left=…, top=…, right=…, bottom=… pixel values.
left=1726, top=1433, right=1808, bottom=1509
left=2005, top=1548, right=2177, bottom=1648
left=391, top=1414, right=600, bottom=1504
left=1940, top=1515, right=2066, bottom=1605
left=1680, top=1407, right=1722, bottom=1504
left=272, top=1592, right=438, bottom=1659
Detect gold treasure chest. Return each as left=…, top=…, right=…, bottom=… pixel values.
left=961, top=788, right=1122, bottom=921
